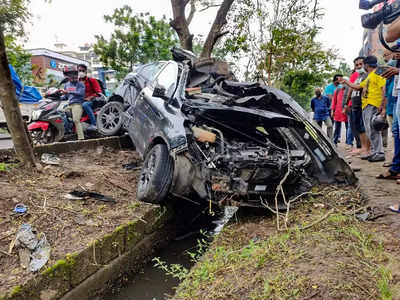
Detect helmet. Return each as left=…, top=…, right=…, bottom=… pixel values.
left=63, top=65, right=78, bottom=76
left=372, top=113, right=389, bottom=132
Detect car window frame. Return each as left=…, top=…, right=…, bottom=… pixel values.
left=153, top=61, right=179, bottom=99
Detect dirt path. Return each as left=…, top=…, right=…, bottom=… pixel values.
left=338, top=139, right=400, bottom=237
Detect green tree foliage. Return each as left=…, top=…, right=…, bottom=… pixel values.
left=5, top=35, right=33, bottom=84
left=280, top=70, right=324, bottom=110
left=94, top=5, right=179, bottom=79
left=219, top=0, right=337, bottom=108
left=0, top=0, right=30, bottom=35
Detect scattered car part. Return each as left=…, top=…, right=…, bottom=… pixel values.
left=64, top=191, right=116, bottom=203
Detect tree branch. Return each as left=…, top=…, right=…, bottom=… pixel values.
left=170, top=0, right=194, bottom=51
left=200, top=0, right=234, bottom=58
left=199, top=3, right=222, bottom=12
left=187, top=0, right=197, bottom=25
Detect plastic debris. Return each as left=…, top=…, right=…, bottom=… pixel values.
left=15, top=224, right=38, bottom=250
left=13, top=203, right=28, bottom=215
left=41, top=153, right=60, bottom=165
left=30, top=234, right=51, bottom=272
left=14, top=224, right=51, bottom=272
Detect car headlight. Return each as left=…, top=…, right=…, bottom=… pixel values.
left=31, top=110, right=42, bottom=121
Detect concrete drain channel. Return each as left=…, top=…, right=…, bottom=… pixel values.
left=107, top=205, right=238, bottom=300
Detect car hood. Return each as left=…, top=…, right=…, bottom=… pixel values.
left=184, top=98, right=304, bottom=129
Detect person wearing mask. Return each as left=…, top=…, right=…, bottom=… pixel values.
left=350, top=57, right=371, bottom=157
left=77, top=64, right=102, bottom=131
left=341, top=56, right=387, bottom=162
left=324, top=74, right=343, bottom=101
left=311, top=88, right=333, bottom=139
left=331, top=80, right=349, bottom=145
left=61, top=66, right=85, bottom=140
left=343, top=57, right=367, bottom=155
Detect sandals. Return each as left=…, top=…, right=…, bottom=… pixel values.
left=376, top=170, right=400, bottom=180
left=389, top=205, right=400, bottom=213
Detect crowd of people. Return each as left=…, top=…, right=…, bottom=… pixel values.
left=310, top=52, right=400, bottom=193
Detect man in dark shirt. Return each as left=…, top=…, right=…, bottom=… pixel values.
left=311, top=88, right=333, bottom=139
left=62, top=67, right=85, bottom=140
left=78, top=64, right=102, bottom=130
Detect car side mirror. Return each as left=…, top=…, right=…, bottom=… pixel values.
left=153, top=85, right=169, bottom=101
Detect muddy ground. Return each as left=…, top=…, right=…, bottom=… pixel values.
left=0, top=147, right=147, bottom=295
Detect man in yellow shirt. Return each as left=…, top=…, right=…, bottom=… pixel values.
left=341, top=56, right=387, bottom=162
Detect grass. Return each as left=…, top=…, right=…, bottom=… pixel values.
left=172, top=186, right=397, bottom=300
left=0, top=162, right=14, bottom=171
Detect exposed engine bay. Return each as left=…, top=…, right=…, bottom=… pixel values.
left=171, top=122, right=313, bottom=207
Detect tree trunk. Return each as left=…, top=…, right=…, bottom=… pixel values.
left=170, top=0, right=194, bottom=51
left=200, top=0, right=235, bottom=58
left=0, top=30, right=35, bottom=167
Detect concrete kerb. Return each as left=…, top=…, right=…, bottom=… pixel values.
left=0, top=134, right=11, bottom=140
left=0, top=135, right=135, bottom=158
left=1, top=206, right=176, bottom=300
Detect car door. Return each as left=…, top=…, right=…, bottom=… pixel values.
left=128, top=62, right=165, bottom=155
left=140, top=61, right=187, bottom=154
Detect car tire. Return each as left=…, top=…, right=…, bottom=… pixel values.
left=137, top=143, right=174, bottom=204
left=96, top=101, right=124, bottom=136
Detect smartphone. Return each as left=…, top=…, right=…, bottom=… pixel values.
left=375, top=66, right=390, bottom=76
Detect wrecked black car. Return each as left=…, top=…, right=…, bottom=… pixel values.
left=97, top=48, right=356, bottom=208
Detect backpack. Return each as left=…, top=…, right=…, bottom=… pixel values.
left=88, top=77, right=106, bottom=95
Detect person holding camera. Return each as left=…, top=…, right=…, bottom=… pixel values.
left=341, top=56, right=387, bottom=162
left=377, top=49, right=400, bottom=179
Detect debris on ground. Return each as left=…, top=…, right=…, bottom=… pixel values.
left=0, top=148, right=144, bottom=295
left=64, top=191, right=116, bottom=203
left=122, top=162, right=142, bottom=171
left=41, top=153, right=60, bottom=166
left=13, top=203, right=28, bottom=215
left=12, top=224, right=51, bottom=272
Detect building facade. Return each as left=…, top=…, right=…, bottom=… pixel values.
left=28, top=49, right=89, bottom=83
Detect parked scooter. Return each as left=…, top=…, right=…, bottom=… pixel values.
left=28, top=79, right=106, bottom=144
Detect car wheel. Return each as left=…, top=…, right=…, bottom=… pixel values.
left=137, top=143, right=174, bottom=204
left=96, top=101, right=124, bottom=136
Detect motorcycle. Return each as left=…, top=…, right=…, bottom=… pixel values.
left=28, top=81, right=106, bottom=144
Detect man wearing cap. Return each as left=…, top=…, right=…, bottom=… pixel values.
left=341, top=55, right=387, bottom=162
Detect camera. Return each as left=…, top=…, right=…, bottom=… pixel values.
left=360, top=0, right=400, bottom=29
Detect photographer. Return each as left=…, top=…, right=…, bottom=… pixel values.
left=341, top=56, right=387, bottom=162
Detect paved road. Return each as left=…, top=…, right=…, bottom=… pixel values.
left=0, top=134, right=13, bottom=149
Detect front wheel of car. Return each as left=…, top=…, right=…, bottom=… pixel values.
left=96, top=101, right=124, bottom=136
left=137, top=144, right=174, bottom=204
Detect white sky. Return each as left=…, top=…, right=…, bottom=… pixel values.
left=25, top=0, right=365, bottom=66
